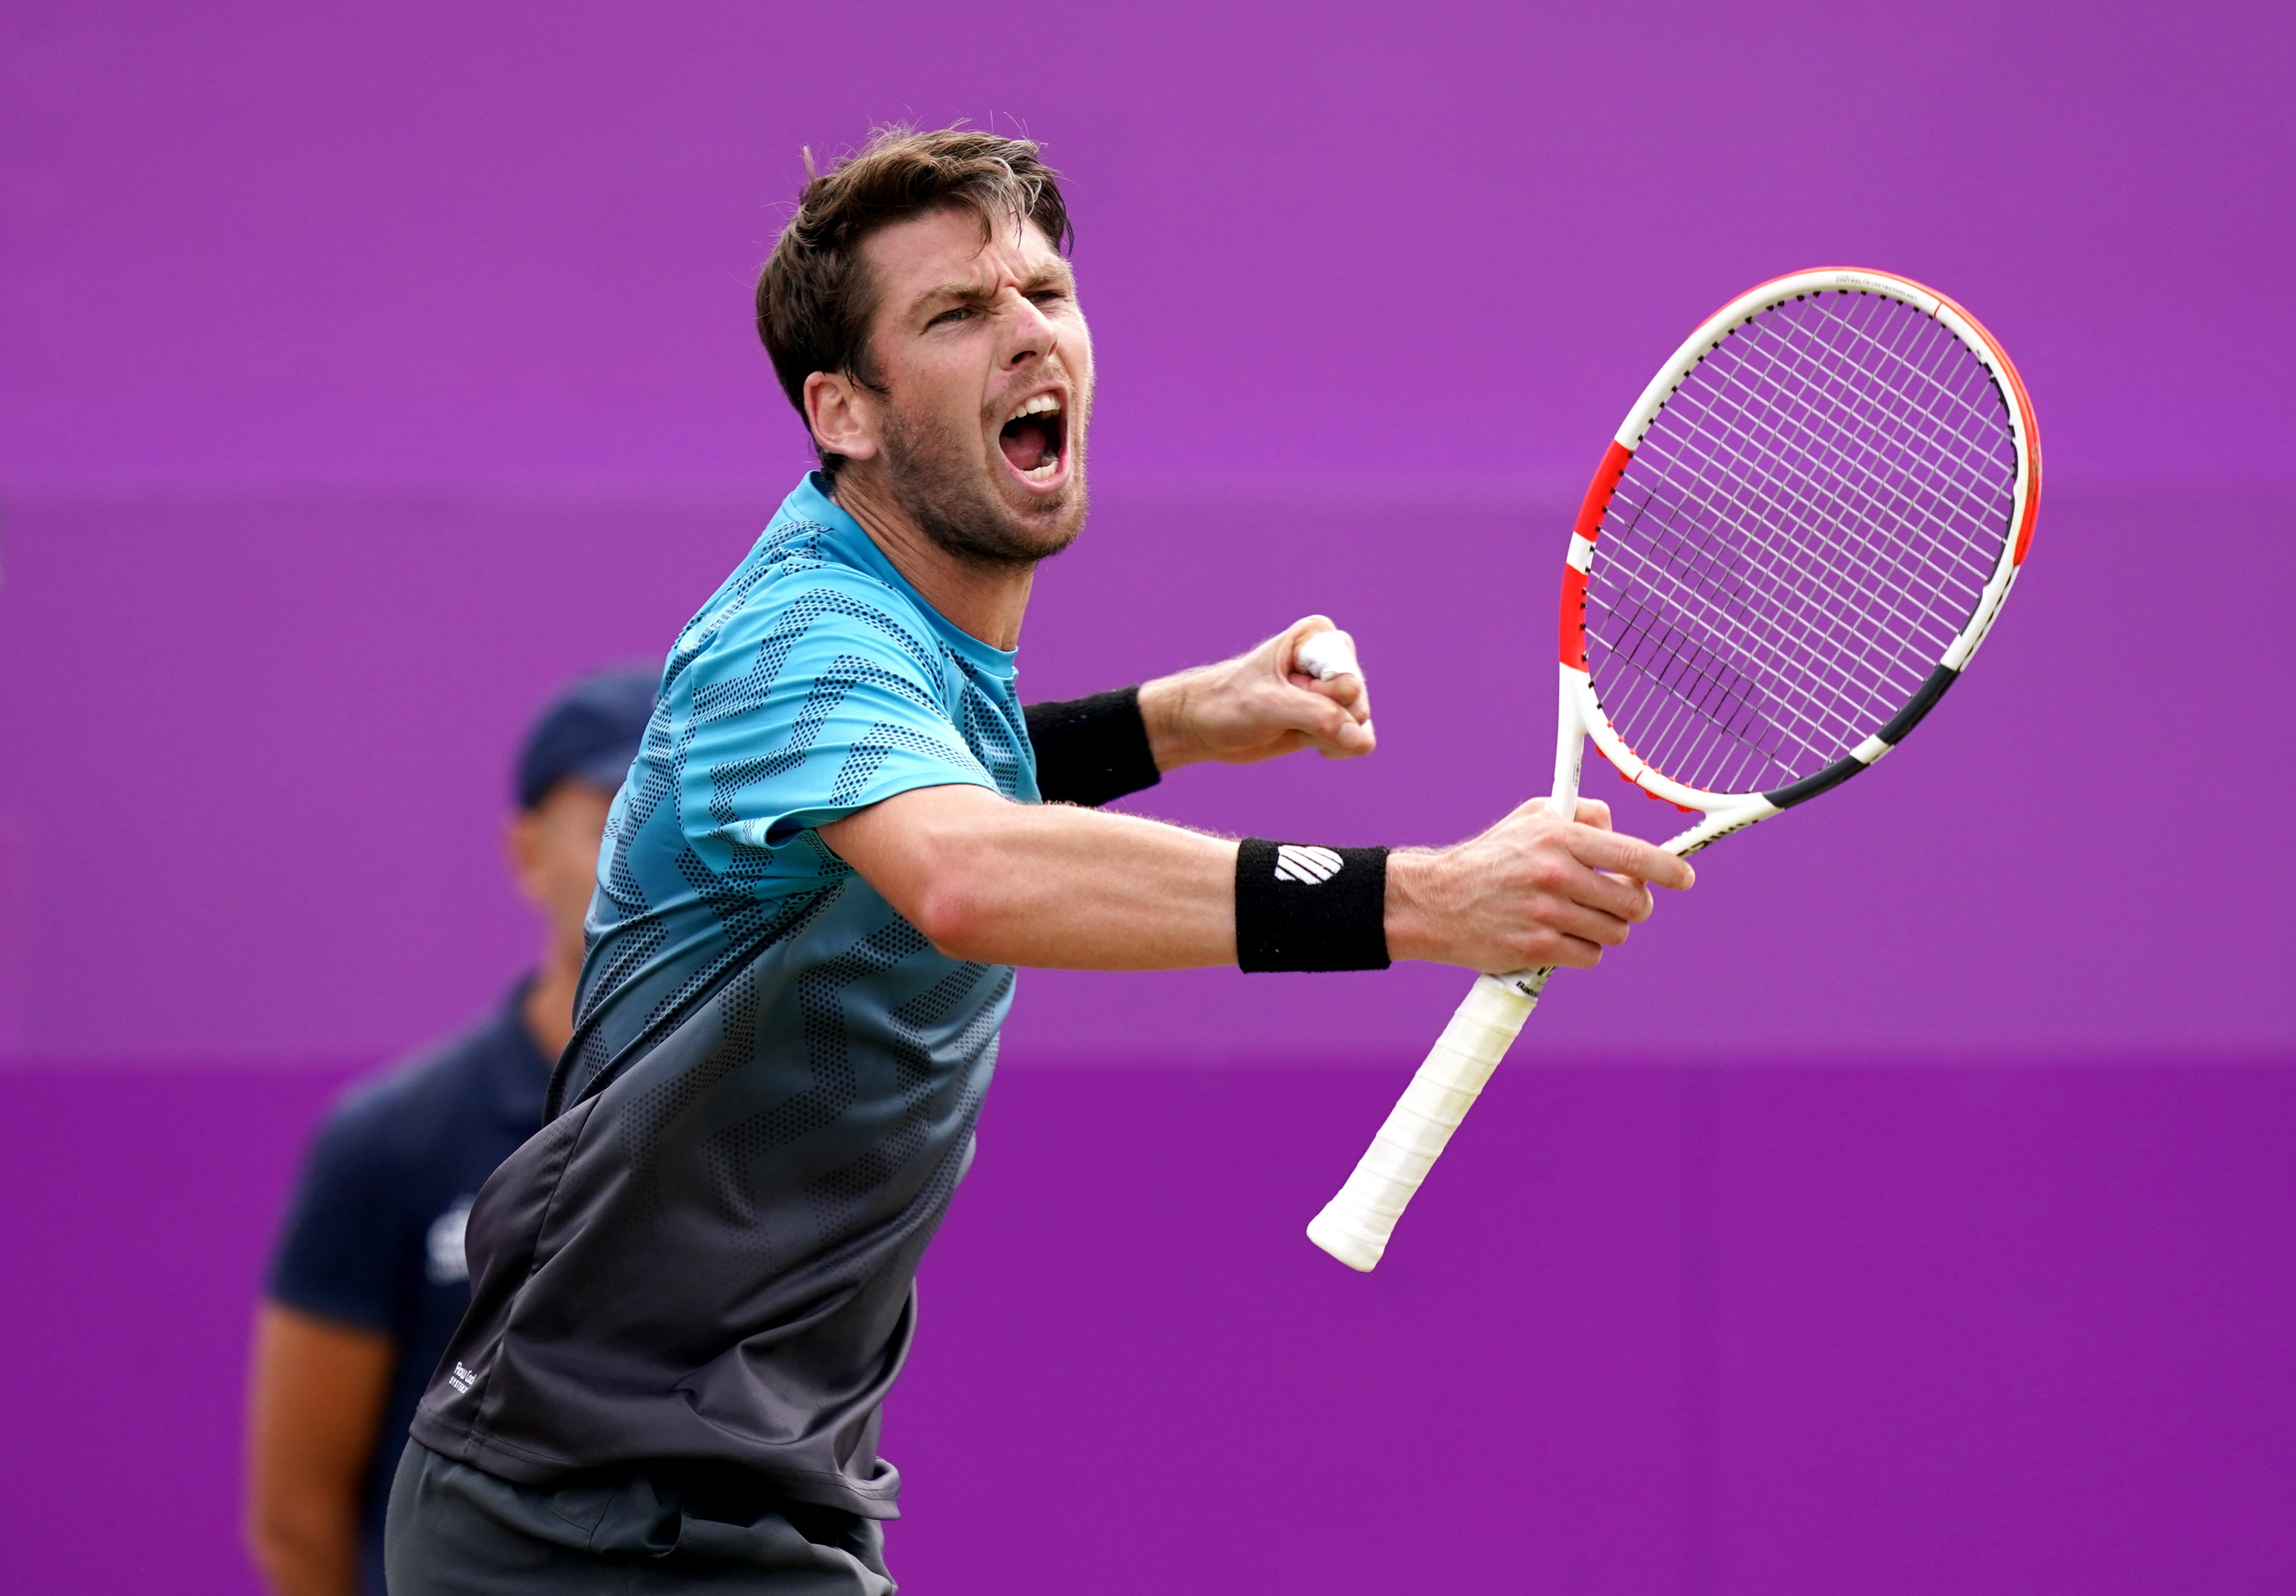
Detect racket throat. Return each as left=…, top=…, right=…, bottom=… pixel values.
left=1550, top=664, right=1590, bottom=821
left=1661, top=799, right=1777, bottom=856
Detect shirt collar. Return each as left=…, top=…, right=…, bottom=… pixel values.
left=777, top=473, right=1020, bottom=681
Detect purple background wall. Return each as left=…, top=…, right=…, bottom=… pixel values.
left=2, top=2, right=2291, bottom=1592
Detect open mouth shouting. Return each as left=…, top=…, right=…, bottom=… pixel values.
left=997, top=390, right=1069, bottom=489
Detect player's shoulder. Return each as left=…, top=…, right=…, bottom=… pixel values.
left=771, top=546, right=936, bottom=638
left=689, top=526, right=948, bottom=688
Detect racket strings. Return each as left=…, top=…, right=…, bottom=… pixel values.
left=1601, top=299, right=2009, bottom=787
left=1727, top=299, right=2010, bottom=671
left=1602, top=423, right=1980, bottom=788
left=1599, top=431, right=1942, bottom=780
left=1638, top=323, right=1984, bottom=751
left=1703, top=312, right=1997, bottom=619
left=1586, top=290, right=2016, bottom=793
left=1674, top=299, right=1999, bottom=697
left=1742, top=300, right=2012, bottom=609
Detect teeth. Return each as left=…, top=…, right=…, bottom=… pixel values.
left=1022, top=459, right=1059, bottom=482
left=1013, top=393, right=1062, bottom=419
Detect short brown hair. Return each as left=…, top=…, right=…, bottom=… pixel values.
left=755, top=126, right=1074, bottom=477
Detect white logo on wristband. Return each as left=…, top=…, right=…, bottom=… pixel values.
left=1273, top=845, right=1344, bottom=884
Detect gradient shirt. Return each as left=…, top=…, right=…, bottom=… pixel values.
left=412, top=474, right=1035, bottom=1520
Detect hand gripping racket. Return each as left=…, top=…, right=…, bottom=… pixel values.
left=1306, top=268, right=2041, bottom=1271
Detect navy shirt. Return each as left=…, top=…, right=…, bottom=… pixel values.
left=268, top=981, right=549, bottom=1596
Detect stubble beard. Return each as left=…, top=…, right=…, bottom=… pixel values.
left=878, top=393, right=1088, bottom=569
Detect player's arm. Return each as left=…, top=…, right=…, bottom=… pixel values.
left=1021, top=617, right=1373, bottom=809
left=820, top=787, right=1690, bottom=974
left=244, top=1302, right=394, bottom=1596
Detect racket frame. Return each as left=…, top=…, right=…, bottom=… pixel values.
left=1306, top=268, right=2040, bottom=1272
left=1562, top=269, right=2039, bottom=840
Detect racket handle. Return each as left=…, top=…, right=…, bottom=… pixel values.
left=1293, top=628, right=1359, bottom=682
left=1306, top=974, right=1541, bottom=1270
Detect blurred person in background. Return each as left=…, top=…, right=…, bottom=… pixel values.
left=242, top=667, right=655, bottom=1596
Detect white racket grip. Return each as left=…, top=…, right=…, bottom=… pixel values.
left=1305, top=974, right=1538, bottom=1271
left=1293, top=628, right=1359, bottom=682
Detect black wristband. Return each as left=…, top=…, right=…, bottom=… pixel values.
left=1234, top=839, right=1391, bottom=973
left=1023, top=687, right=1162, bottom=808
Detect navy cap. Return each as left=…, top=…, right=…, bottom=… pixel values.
left=515, top=665, right=657, bottom=810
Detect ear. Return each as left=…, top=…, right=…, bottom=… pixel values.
left=804, top=370, right=881, bottom=464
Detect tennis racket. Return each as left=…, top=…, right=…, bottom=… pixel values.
left=1306, top=268, right=2041, bottom=1271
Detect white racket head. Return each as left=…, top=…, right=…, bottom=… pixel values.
left=1556, top=268, right=2041, bottom=822
left=1310, top=276, right=2041, bottom=1273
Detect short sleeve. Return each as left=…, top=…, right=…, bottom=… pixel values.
left=681, top=578, right=998, bottom=868
left=267, top=1093, right=410, bottom=1335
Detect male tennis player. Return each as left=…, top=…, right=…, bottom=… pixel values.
left=388, top=128, right=1692, bottom=1594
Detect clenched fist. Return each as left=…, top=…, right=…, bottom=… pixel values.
left=1385, top=798, right=1696, bottom=972
left=1136, top=616, right=1373, bottom=769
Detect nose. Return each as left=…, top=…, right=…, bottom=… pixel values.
left=1001, top=288, right=1056, bottom=367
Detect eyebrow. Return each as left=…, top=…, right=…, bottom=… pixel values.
left=910, top=262, right=1076, bottom=317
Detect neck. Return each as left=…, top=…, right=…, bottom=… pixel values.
left=829, top=469, right=1035, bottom=651
left=520, top=937, right=583, bottom=1065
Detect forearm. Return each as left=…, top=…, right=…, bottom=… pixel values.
left=243, top=1304, right=391, bottom=1596
left=825, top=787, right=1237, bottom=968
left=822, top=785, right=1695, bottom=977
left=249, top=1504, right=360, bottom=1596
left=1135, top=671, right=1201, bottom=772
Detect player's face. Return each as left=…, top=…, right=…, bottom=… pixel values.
left=853, top=205, right=1094, bottom=564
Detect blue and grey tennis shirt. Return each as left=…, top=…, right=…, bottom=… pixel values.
left=412, top=474, right=1053, bottom=1520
